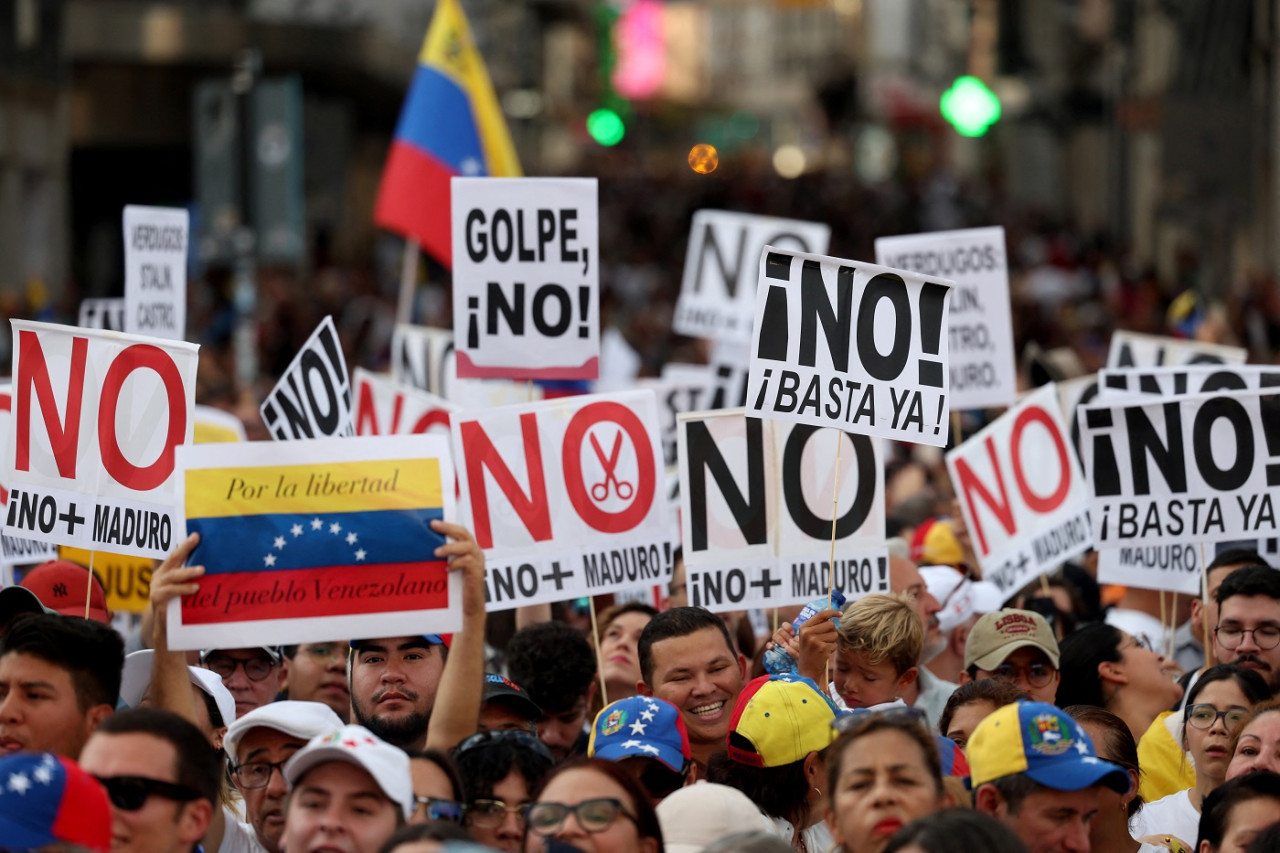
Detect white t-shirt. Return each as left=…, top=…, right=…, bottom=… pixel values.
left=1130, top=789, right=1199, bottom=849
left=217, top=806, right=267, bottom=853
left=772, top=816, right=833, bottom=853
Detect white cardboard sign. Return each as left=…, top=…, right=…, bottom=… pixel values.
left=0, top=384, right=57, bottom=568
left=451, top=390, right=669, bottom=610
left=746, top=247, right=954, bottom=445
left=678, top=408, right=888, bottom=613
left=451, top=178, right=599, bottom=380
left=3, top=320, right=199, bottom=559
left=1106, top=331, right=1246, bottom=369
left=261, top=316, right=354, bottom=441
left=123, top=205, right=188, bottom=341
left=875, top=227, right=1015, bottom=410
left=78, top=298, right=125, bottom=332
left=946, top=385, right=1093, bottom=595
left=672, top=211, right=831, bottom=343
left=353, top=368, right=457, bottom=438
left=1098, top=365, right=1280, bottom=400
left=1095, top=544, right=1205, bottom=595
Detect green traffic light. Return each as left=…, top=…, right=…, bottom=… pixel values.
left=587, top=108, right=625, bottom=146
left=940, top=76, right=1001, bottom=137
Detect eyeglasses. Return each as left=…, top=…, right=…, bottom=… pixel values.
left=415, top=796, right=465, bottom=823
left=1215, top=625, right=1280, bottom=651
left=454, top=730, right=554, bottom=764
left=466, top=797, right=529, bottom=828
left=987, top=662, right=1057, bottom=688
left=1121, top=634, right=1154, bottom=652
left=203, top=655, right=278, bottom=681
left=526, top=798, right=637, bottom=836
left=831, top=705, right=929, bottom=734
left=232, top=760, right=289, bottom=790
left=94, top=775, right=202, bottom=811
left=1186, top=704, right=1252, bottom=731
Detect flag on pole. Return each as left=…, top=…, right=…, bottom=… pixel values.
left=374, top=0, right=523, bottom=267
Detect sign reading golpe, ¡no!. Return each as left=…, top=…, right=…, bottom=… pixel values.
left=746, top=247, right=953, bottom=446
left=946, top=384, right=1093, bottom=595
left=672, top=210, right=831, bottom=343
left=3, top=320, right=199, bottom=560
left=677, top=408, right=888, bottom=613
left=451, top=177, right=599, bottom=380
left=451, top=390, right=669, bottom=610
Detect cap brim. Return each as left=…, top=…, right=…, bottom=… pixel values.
left=971, top=639, right=1059, bottom=671
left=0, top=587, right=49, bottom=621
left=594, top=742, right=685, bottom=774
left=483, top=692, right=542, bottom=721
left=1024, top=758, right=1130, bottom=794
left=0, top=816, right=56, bottom=848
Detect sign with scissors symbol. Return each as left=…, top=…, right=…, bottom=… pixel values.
left=590, top=431, right=634, bottom=502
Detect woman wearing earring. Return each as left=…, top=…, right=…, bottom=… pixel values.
left=1057, top=624, right=1185, bottom=741
left=1065, top=706, right=1145, bottom=853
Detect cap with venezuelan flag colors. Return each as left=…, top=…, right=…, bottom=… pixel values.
left=966, top=701, right=1130, bottom=793
left=727, top=674, right=838, bottom=768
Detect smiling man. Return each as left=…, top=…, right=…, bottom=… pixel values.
left=637, top=607, right=748, bottom=768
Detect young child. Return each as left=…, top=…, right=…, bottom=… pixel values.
left=832, top=592, right=923, bottom=709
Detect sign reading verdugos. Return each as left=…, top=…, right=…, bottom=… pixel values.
left=451, top=178, right=599, bottom=380
left=4, top=320, right=198, bottom=559
left=123, top=205, right=188, bottom=341
left=746, top=247, right=953, bottom=445
left=451, top=391, right=668, bottom=610
left=875, top=227, right=1015, bottom=410
left=673, top=211, right=831, bottom=343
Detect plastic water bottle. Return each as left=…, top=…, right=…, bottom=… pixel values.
left=762, top=589, right=846, bottom=675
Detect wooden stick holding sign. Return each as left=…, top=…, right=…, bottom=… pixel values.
left=588, top=596, right=609, bottom=707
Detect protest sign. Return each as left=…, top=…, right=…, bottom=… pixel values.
left=451, top=390, right=669, bottom=610
left=451, top=178, right=599, bottom=380
left=1106, top=331, right=1246, bottom=369
left=1095, top=545, right=1204, bottom=596
left=746, top=247, right=953, bottom=445
left=1098, top=365, right=1280, bottom=400
left=3, top=321, right=198, bottom=559
left=1080, top=390, right=1280, bottom=548
left=946, top=385, right=1093, bottom=595
left=672, top=211, right=831, bottom=343
left=123, top=205, right=188, bottom=341
left=875, top=227, right=1015, bottom=410
left=353, top=368, right=457, bottom=437
left=678, top=409, right=888, bottom=612
left=168, top=435, right=459, bottom=649
left=193, top=405, right=247, bottom=444
left=59, top=545, right=154, bottom=614
left=78, top=298, right=124, bottom=332
left=390, top=323, right=544, bottom=410
left=0, top=384, right=57, bottom=569
left=260, top=316, right=354, bottom=440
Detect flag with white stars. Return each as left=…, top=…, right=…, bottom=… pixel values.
left=170, top=434, right=458, bottom=650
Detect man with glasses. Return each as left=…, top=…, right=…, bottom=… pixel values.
left=1213, top=565, right=1280, bottom=693
left=78, top=707, right=220, bottom=853
left=222, top=700, right=345, bottom=853
left=960, top=608, right=1061, bottom=704
left=281, top=642, right=351, bottom=722
left=200, top=646, right=283, bottom=719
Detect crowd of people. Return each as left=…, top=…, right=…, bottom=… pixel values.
left=0, top=511, right=1279, bottom=853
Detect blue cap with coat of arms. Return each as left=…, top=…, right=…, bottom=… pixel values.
left=588, top=695, right=690, bottom=773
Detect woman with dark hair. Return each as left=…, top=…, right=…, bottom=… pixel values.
left=937, top=679, right=1026, bottom=751
left=1056, top=623, right=1183, bottom=740
left=1195, top=771, right=1280, bottom=853
left=525, top=756, right=664, bottom=853
left=1130, top=665, right=1269, bottom=850
left=1065, top=706, right=1144, bottom=853
left=406, top=749, right=466, bottom=825
left=824, top=711, right=952, bottom=853
left=882, top=808, right=1028, bottom=853
left=452, top=731, right=555, bottom=852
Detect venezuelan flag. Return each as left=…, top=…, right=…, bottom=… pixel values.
left=183, top=458, right=448, bottom=624
left=374, top=0, right=522, bottom=267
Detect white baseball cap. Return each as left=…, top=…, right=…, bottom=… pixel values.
left=223, top=700, right=345, bottom=766
left=120, top=649, right=237, bottom=729
left=656, top=782, right=774, bottom=853
left=284, top=725, right=413, bottom=819
left=920, top=566, right=1004, bottom=634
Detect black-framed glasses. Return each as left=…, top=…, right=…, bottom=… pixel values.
left=1215, top=624, right=1280, bottom=651
left=94, top=775, right=203, bottom=811
left=1121, top=633, right=1154, bottom=652
left=1186, top=704, right=1251, bottom=731
left=526, top=798, right=637, bottom=836
left=831, top=705, right=929, bottom=734
left=415, top=796, right=465, bottom=823
left=231, top=760, right=289, bottom=789
left=454, top=730, right=554, bottom=764
left=466, top=797, right=529, bottom=828
left=203, top=655, right=277, bottom=681
left=988, top=662, right=1057, bottom=688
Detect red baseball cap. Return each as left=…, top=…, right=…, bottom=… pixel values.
left=20, top=561, right=110, bottom=623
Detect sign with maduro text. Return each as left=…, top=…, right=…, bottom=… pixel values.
left=0, top=384, right=57, bottom=569
left=3, top=321, right=198, bottom=559
left=451, top=390, right=668, bottom=610
left=123, top=205, right=188, bottom=341
left=875, top=227, right=1015, bottom=410
left=672, top=211, right=831, bottom=343
left=746, top=247, right=953, bottom=445
left=168, top=435, right=459, bottom=649
left=261, top=316, right=354, bottom=440
left=677, top=409, right=888, bottom=613
left=946, top=385, right=1093, bottom=595
left=1095, top=544, right=1205, bottom=596
left=1081, top=390, right=1280, bottom=548
left=451, top=177, right=599, bottom=380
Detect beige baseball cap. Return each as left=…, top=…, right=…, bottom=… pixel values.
left=965, top=608, right=1060, bottom=671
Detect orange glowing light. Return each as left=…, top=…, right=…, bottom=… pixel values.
left=688, top=143, right=719, bottom=174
